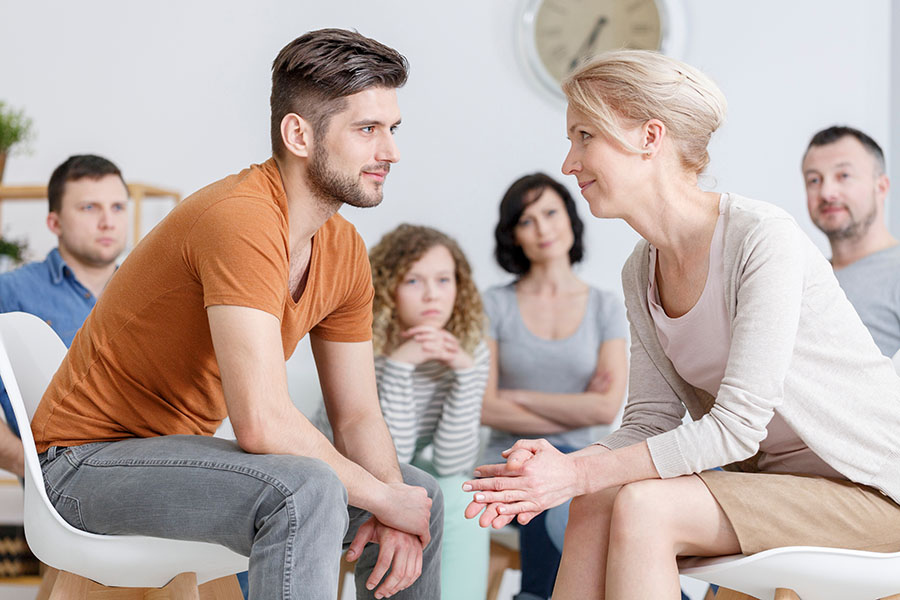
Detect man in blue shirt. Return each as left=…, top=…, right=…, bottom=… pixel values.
left=0, top=154, right=128, bottom=476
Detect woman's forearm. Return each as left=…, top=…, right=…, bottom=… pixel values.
left=570, top=441, right=660, bottom=496
left=480, top=392, right=569, bottom=435
left=509, top=388, right=622, bottom=428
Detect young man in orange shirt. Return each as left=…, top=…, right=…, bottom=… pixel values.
left=32, top=29, right=441, bottom=599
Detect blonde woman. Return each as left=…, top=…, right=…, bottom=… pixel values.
left=464, top=51, right=900, bottom=599
left=368, top=224, right=491, bottom=598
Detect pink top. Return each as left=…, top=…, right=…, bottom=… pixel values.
left=648, top=195, right=843, bottom=479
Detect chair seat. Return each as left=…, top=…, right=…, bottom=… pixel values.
left=679, top=546, right=900, bottom=600
left=24, top=471, right=249, bottom=588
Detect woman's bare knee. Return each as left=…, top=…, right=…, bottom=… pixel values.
left=609, top=476, right=740, bottom=557
left=609, top=480, right=675, bottom=539
left=568, top=486, right=620, bottom=524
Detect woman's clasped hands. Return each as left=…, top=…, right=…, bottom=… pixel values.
left=462, top=438, right=582, bottom=529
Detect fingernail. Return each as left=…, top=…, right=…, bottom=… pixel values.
left=346, top=550, right=355, bottom=559
left=498, top=506, right=505, bottom=513
left=462, top=484, right=472, bottom=491
left=475, top=493, right=484, bottom=501
left=367, top=582, right=375, bottom=590
left=473, top=470, right=481, bottom=476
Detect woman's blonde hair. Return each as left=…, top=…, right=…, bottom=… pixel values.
left=562, top=50, right=727, bottom=175
left=369, top=224, right=485, bottom=356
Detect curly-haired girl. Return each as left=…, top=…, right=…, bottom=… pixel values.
left=369, top=223, right=491, bottom=597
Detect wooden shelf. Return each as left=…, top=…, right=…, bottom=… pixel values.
left=0, top=183, right=181, bottom=244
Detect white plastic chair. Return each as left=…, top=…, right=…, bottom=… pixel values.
left=679, top=547, right=900, bottom=600
left=0, top=311, right=248, bottom=598
left=679, top=352, right=900, bottom=600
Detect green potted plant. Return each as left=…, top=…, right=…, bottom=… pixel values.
left=0, top=101, right=34, bottom=184
left=0, top=234, right=27, bottom=273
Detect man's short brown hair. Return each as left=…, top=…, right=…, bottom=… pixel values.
left=270, top=29, right=409, bottom=157
left=47, top=154, right=125, bottom=213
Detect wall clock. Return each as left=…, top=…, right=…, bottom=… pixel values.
left=517, top=0, right=687, bottom=100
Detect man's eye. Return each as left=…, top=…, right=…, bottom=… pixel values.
left=362, top=126, right=374, bottom=133
left=580, top=131, right=591, bottom=141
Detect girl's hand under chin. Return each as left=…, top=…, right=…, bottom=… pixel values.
left=390, top=325, right=474, bottom=370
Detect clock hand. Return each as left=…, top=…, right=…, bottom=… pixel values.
left=569, top=15, right=609, bottom=71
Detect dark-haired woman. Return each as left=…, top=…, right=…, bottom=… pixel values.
left=480, top=173, right=628, bottom=600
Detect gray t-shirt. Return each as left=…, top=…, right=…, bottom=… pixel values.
left=834, top=244, right=900, bottom=357
left=482, top=282, right=627, bottom=462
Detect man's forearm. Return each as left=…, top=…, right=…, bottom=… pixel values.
left=333, top=411, right=404, bottom=484
left=235, top=402, right=396, bottom=516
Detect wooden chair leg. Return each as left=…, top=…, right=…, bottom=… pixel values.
left=144, top=572, right=199, bottom=600
left=198, top=575, right=243, bottom=600
left=45, top=569, right=208, bottom=600
left=487, top=540, right=521, bottom=600
left=36, top=566, right=61, bottom=600
left=878, top=595, right=900, bottom=600
left=715, top=587, right=760, bottom=600
left=774, top=588, right=801, bottom=600
left=47, top=570, right=94, bottom=600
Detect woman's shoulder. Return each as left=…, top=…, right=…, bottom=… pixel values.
left=722, top=193, right=808, bottom=257
left=482, top=282, right=518, bottom=338
left=723, top=193, right=797, bottom=231
left=482, top=281, right=517, bottom=312
left=620, top=238, right=651, bottom=297
left=587, top=285, right=628, bottom=339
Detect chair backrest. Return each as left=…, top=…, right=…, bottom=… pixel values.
left=0, top=312, right=72, bottom=533
left=0, top=312, right=67, bottom=422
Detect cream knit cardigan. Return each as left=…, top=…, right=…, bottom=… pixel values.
left=600, top=194, right=900, bottom=503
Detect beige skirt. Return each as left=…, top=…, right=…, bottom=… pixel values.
left=698, top=470, right=900, bottom=555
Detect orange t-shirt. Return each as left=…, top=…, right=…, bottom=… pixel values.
left=33, top=159, right=373, bottom=453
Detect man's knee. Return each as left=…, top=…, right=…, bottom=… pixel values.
left=261, top=456, right=349, bottom=532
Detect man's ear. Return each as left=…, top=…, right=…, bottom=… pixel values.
left=876, top=172, right=890, bottom=204
left=46, top=211, right=62, bottom=237
left=280, top=113, right=314, bottom=159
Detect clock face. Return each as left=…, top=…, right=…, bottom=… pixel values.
left=521, top=0, right=668, bottom=95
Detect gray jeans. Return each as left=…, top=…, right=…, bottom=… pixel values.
left=39, top=435, right=443, bottom=599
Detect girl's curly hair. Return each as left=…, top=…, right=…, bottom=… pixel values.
left=369, top=224, right=485, bottom=356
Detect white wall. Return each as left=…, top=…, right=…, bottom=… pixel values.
left=892, top=0, right=900, bottom=235
left=0, top=0, right=891, bottom=412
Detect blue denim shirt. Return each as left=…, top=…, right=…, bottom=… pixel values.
left=0, top=248, right=97, bottom=436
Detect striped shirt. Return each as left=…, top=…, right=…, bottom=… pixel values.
left=377, top=341, right=490, bottom=477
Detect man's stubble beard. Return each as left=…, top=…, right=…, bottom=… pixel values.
left=819, top=192, right=879, bottom=243
left=307, top=143, right=387, bottom=210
